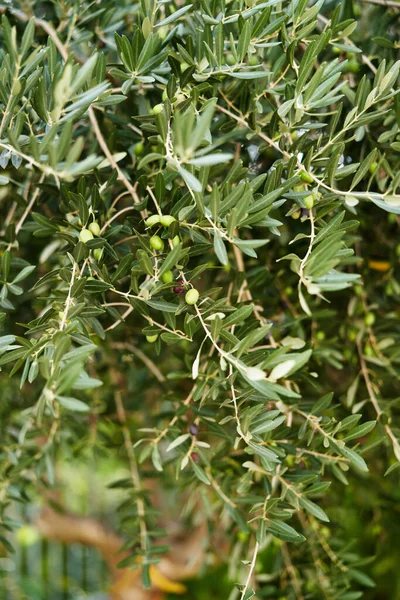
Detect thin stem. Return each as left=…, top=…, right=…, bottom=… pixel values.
left=240, top=541, right=259, bottom=600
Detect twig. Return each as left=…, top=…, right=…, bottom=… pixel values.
left=88, top=107, right=143, bottom=212
left=359, top=0, right=400, bottom=7
left=14, top=173, right=46, bottom=236
left=111, top=342, right=166, bottom=383
left=240, top=541, right=259, bottom=600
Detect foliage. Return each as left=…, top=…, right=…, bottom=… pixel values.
left=1, top=0, right=400, bottom=598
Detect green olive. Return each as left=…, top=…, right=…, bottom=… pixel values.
left=150, top=235, right=164, bottom=251
left=291, top=210, right=301, bottom=220
left=346, top=60, right=359, bottom=73
left=152, top=103, right=164, bottom=115
left=162, top=89, right=168, bottom=101
left=303, top=194, right=314, bottom=209
left=161, top=270, right=174, bottom=284
left=93, top=248, right=103, bottom=261
left=316, top=331, right=325, bottom=342
left=369, top=161, right=378, bottom=175
left=248, top=55, right=259, bottom=66
left=348, top=329, right=357, bottom=342
left=354, top=284, right=363, bottom=296
left=145, top=214, right=161, bottom=227
left=146, top=334, right=158, bottom=343
left=285, top=454, right=295, bottom=467
left=226, top=53, right=236, bottom=66
left=134, top=141, right=144, bottom=156
left=172, top=235, right=181, bottom=247
left=79, top=228, right=94, bottom=243
left=88, top=222, right=101, bottom=236
left=300, top=171, right=314, bottom=184
left=365, top=312, right=376, bottom=327
left=160, top=214, right=176, bottom=227
left=185, top=288, right=199, bottom=305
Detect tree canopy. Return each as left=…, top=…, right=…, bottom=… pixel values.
left=1, top=0, right=400, bottom=598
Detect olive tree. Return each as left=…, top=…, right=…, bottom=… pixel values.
left=1, top=0, right=400, bottom=598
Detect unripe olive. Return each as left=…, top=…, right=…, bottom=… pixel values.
left=88, top=222, right=101, bottom=236
left=226, top=53, right=236, bottom=66
left=354, top=284, right=363, bottom=296
left=364, top=344, right=374, bottom=356
left=248, top=55, right=258, bottom=66
left=134, top=141, right=144, bottom=156
left=293, top=184, right=306, bottom=192
left=79, top=228, right=94, bottom=243
left=58, top=311, right=64, bottom=320
left=160, top=214, right=176, bottom=227
left=150, top=235, right=164, bottom=251
left=185, top=288, right=199, bottom=305
left=161, top=270, right=174, bottom=284
left=348, top=329, right=357, bottom=342
left=180, top=62, right=190, bottom=72
left=303, top=194, right=314, bottom=209
left=162, top=89, right=168, bottom=101
left=285, top=455, right=295, bottom=467
left=385, top=281, right=394, bottom=296
left=172, top=235, right=181, bottom=247
left=93, top=248, right=103, bottom=261
left=146, top=334, right=158, bottom=343
left=369, top=161, right=378, bottom=175
left=346, top=60, right=359, bottom=73
left=152, top=103, right=164, bottom=115
left=237, top=531, right=249, bottom=542
left=332, top=46, right=341, bottom=55
left=316, top=331, right=325, bottom=342
left=284, top=286, right=293, bottom=296
left=145, top=214, right=161, bottom=227
left=300, top=171, right=314, bottom=184
left=291, top=210, right=301, bottom=220
left=365, top=312, right=376, bottom=327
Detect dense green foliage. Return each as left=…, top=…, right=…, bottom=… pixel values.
left=1, top=0, right=400, bottom=598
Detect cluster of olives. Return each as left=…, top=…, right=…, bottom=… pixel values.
left=145, top=213, right=180, bottom=254
left=145, top=213, right=200, bottom=342
left=290, top=171, right=321, bottom=218
left=79, top=221, right=103, bottom=261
